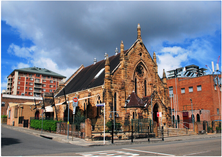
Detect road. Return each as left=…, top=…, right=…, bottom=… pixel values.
left=1, top=126, right=221, bottom=156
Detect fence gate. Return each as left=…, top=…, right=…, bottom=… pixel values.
left=131, top=118, right=152, bottom=133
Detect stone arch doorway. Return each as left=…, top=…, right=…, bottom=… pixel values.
left=153, top=103, right=159, bottom=126
left=35, top=110, right=40, bottom=119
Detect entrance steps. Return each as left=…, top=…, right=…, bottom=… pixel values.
left=158, top=127, right=196, bottom=137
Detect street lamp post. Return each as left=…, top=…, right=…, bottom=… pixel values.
left=190, top=98, right=194, bottom=132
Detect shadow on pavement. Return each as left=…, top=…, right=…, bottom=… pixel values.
left=1, top=138, right=21, bottom=147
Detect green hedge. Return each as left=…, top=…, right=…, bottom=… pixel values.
left=30, top=119, right=57, bottom=132
left=1, top=115, right=7, bottom=118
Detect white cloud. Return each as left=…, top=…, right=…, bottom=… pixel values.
left=7, top=43, right=36, bottom=58
left=157, top=38, right=216, bottom=78
left=12, top=62, right=31, bottom=70
left=32, top=57, right=77, bottom=79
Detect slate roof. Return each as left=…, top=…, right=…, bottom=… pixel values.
left=125, top=92, right=151, bottom=108
left=9, top=67, right=66, bottom=78
left=56, top=52, right=126, bottom=97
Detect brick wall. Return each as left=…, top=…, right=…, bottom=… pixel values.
left=167, top=75, right=221, bottom=121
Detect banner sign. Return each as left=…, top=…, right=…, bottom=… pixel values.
left=157, top=112, right=162, bottom=117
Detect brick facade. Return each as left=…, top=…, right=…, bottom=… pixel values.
left=6, top=67, right=66, bottom=96
left=167, top=75, right=221, bottom=122
left=1, top=94, right=42, bottom=127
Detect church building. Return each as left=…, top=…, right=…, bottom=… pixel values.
left=54, top=24, right=171, bottom=129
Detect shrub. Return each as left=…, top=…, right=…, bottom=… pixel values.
left=207, top=126, right=212, bottom=132
left=216, top=127, right=221, bottom=131
left=106, top=120, right=122, bottom=131
left=30, top=119, right=57, bottom=132
left=1, top=115, right=7, bottom=118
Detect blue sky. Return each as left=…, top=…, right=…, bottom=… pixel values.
left=1, top=1, right=221, bottom=92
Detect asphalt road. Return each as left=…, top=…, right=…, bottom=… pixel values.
left=1, top=126, right=221, bottom=156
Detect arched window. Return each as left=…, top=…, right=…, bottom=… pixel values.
left=172, top=115, right=175, bottom=123
left=144, top=80, right=147, bottom=96
left=133, top=112, right=135, bottom=119
left=177, top=115, right=180, bottom=123
left=135, top=78, right=137, bottom=94
left=196, top=114, right=200, bottom=122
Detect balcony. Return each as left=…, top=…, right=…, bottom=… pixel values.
left=34, top=84, right=42, bottom=88
left=34, top=89, right=42, bottom=93
left=34, top=79, right=42, bottom=84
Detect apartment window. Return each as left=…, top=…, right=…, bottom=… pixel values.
left=189, top=87, right=193, bottom=93
left=29, top=92, right=32, bottom=95
left=217, top=108, right=219, bottom=115
left=30, top=78, right=33, bottom=81
left=29, top=74, right=32, bottom=77
left=50, top=85, right=53, bottom=88
left=18, top=81, right=20, bottom=84
left=18, top=86, right=20, bottom=89
left=181, top=88, right=185, bottom=94
left=17, top=91, right=19, bottom=94
left=43, top=89, right=46, bottom=92
left=50, top=80, right=53, bottom=83
left=19, top=77, right=21, bottom=79
left=50, top=90, right=52, bottom=92
left=29, top=87, right=32, bottom=90
left=169, top=86, right=173, bottom=97
left=43, top=84, right=46, bottom=87
left=21, top=93, right=24, bottom=96
left=36, top=74, right=40, bottom=77
left=26, top=82, right=28, bottom=84
left=30, top=83, right=33, bottom=85
left=197, top=85, right=202, bottom=91
left=43, top=80, right=46, bottom=82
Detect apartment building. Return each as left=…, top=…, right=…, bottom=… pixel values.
left=6, top=67, right=66, bottom=97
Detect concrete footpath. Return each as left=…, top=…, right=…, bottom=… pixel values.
left=2, top=124, right=221, bottom=147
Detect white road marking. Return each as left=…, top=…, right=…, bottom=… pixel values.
left=122, top=148, right=175, bottom=156
left=183, top=150, right=211, bottom=156
left=76, top=150, right=140, bottom=156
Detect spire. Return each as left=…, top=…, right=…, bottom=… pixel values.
left=120, top=40, right=124, bottom=53
left=163, top=69, right=166, bottom=78
left=163, top=69, right=167, bottom=87
left=153, top=51, right=156, bottom=64
left=137, top=23, right=141, bottom=40
left=105, top=53, right=110, bottom=66
left=120, top=40, right=125, bottom=61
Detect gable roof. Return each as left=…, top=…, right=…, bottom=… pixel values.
left=56, top=53, right=123, bottom=97
left=125, top=92, right=150, bottom=108
left=9, top=67, right=66, bottom=78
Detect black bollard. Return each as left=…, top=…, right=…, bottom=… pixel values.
left=112, top=123, right=114, bottom=144
left=131, top=125, right=133, bottom=143
left=148, top=126, right=150, bottom=142
left=162, top=126, right=164, bottom=141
